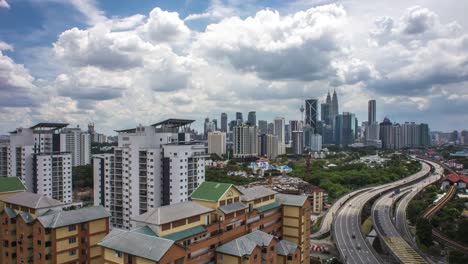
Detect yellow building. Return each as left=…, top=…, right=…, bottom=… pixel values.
left=0, top=192, right=110, bottom=264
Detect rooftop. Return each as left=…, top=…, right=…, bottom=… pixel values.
left=2, top=192, right=63, bottom=209
left=30, top=123, right=68, bottom=130
left=99, top=228, right=178, bottom=262
left=132, top=201, right=214, bottom=225
left=191, top=181, right=240, bottom=202
left=443, top=174, right=468, bottom=184
left=37, top=206, right=110, bottom=228
left=216, top=230, right=275, bottom=257
left=277, top=240, right=298, bottom=256
left=276, top=193, right=308, bottom=207
left=0, top=177, right=26, bottom=193
left=151, top=118, right=194, bottom=128
left=238, top=186, right=277, bottom=202
left=218, top=202, right=247, bottom=214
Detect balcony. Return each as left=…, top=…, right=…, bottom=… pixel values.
left=186, top=250, right=215, bottom=264
left=249, top=211, right=281, bottom=230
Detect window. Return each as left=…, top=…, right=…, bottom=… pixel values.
left=220, top=200, right=226, bottom=206
left=115, top=250, right=122, bottom=258
left=37, top=240, right=41, bottom=246
left=188, top=216, right=199, bottom=224
left=69, top=237, right=76, bottom=244
left=69, top=249, right=76, bottom=256
left=68, top=225, right=76, bottom=231
left=161, top=223, right=171, bottom=231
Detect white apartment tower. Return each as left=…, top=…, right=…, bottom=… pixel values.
left=92, top=119, right=208, bottom=229
left=208, top=131, right=226, bottom=157
left=1, top=123, right=73, bottom=204
left=233, top=124, right=258, bottom=158
left=60, top=127, right=91, bottom=166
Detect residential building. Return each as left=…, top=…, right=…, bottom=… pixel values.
left=274, top=117, right=286, bottom=154
left=258, top=134, right=279, bottom=159
left=0, top=140, right=8, bottom=176
left=0, top=177, right=26, bottom=212
left=233, top=124, right=258, bottom=158
left=0, top=192, right=110, bottom=264
left=220, top=113, right=228, bottom=133
left=285, top=124, right=291, bottom=144
left=92, top=119, right=208, bottom=229
left=60, top=127, right=91, bottom=166
left=311, top=187, right=324, bottom=214
left=291, top=131, right=303, bottom=155
left=247, top=111, right=256, bottom=126
left=208, top=131, right=226, bottom=157
left=100, top=182, right=310, bottom=264
left=2, top=123, right=73, bottom=204
left=267, top=123, right=275, bottom=135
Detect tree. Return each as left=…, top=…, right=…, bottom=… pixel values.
left=448, top=250, right=467, bottom=264
left=416, top=218, right=433, bottom=247
left=456, top=219, right=468, bottom=244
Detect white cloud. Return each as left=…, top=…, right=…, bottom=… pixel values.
left=139, top=8, right=190, bottom=45
left=69, top=0, right=106, bottom=25
left=0, top=0, right=9, bottom=9
left=184, top=0, right=236, bottom=21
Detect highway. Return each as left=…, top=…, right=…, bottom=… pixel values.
left=333, top=161, right=431, bottom=264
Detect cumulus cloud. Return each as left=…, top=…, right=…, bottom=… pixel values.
left=139, top=8, right=190, bottom=45
left=194, top=4, right=348, bottom=81
left=0, top=0, right=9, bottom=9
left=184, top=0, right=236, bottom=21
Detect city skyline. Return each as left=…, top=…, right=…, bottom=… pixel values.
left=0, top=1, right=468, bottom=135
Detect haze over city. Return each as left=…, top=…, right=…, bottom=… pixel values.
left=1, top=0, right=468, bottom=135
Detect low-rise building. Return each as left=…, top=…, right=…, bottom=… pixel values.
left=99, top=181, right=311, bottom=264
left=0, top=192, right=110, bottom=264
left=0, top=177, right=26, bottom=211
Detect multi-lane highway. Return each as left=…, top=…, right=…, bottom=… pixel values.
left=332, top=161, right=431, bottom=264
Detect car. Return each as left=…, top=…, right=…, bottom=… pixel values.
left=356, top=244, right=361, bottom=250
left=352, top=233, right=356, bottom=239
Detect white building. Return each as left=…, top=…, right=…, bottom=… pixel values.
left=274, top=117, right=286, bottom=154
left=208, top=131, right=226, bottom=157
left=60, top=127, right=91, bottom=166
left=233, top=124, right=257, bottom=158
left=310, top=134, right=322, bottom=151
left=92, top=119, right=208, bottom=229
left=1, top=123, right=73, bottom=204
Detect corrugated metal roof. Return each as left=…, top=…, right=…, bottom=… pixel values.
left=239, top=186, right=277, bottom=202
left=37, top=206, right=110, bottom=228
left=257, top=201, right=280, bottom=213
left=218, top=202, right=247, bottom=214
left=3, top=207, right=16, bottom=218
left=276, top=193, right=308, bottom=207
left=190, top=182, right=234, bottom=202
left=162, top=225, right=206, bottom=241
left=216, top=230, right=274, bottom=257
left=99, top=227, right=177, bottom=262
left=2, top=192, right=63, bottom=209
left=0, top=177, right=26, bottom=192
left=277, top=240, right=298, bottom=256
left=132, top=201, right=214, bottom=225
left=19, top=212, right=34, bottom=223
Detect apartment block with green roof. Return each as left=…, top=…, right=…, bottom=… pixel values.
left=0, top=177, right=26, bottom=211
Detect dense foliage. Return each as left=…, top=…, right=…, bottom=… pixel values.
left=72, top=165, right=93, bottom=189
left=205, top=167, right=262, bottom=186
left=416, top=218, right=433, bottom=247
left=289, top=155, right=421, bottom=200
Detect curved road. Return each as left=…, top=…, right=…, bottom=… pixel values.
left=333, top=161, right=431, bottom=264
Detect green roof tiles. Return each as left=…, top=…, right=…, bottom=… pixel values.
left=257, top=201, right=280, bottom=213
left=0, top=177, right=26, bottom=193
left=190, top=182, right=233, bottom=202
left=162, top=225, right=206, bottom=241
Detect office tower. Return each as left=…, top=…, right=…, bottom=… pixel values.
left=274, top=117, right=286, bottom=154
left=208, top=131, right=226, bottom=157
left=229, top=120, right=237, bottom=132
left=291, top=131, right=303, bottom=155
left=221, top=113, right=228, bottom=132
left=93, top=119, right=208, bottom=229
left=303, top=125, right=314, bottom=151
left=334, top=113, right=357, bottom=146
left=258, top=120, right=268, bottom=134
left=102, top=182, right=310, bottom=264
left=285, top=124, right=291, bottom=144
left=322, top=124, right=334, bottom=144
left=0, top=123, right=73, bottom=204
left=368, top=100, right=376, bottom=124
left=258, top=134, right=279, bottom=159
left=247, top=111, right=256, bottom=126
left=267, top=122, right=274, bottom=134
left=204, top=117, right=210, bottom=138
left=290, top=120, right=299, bottom=132
left=233, top=124, right=258, bottom=158
left=310, top=134, right=323, bottom=151
left=331, top=89, right=339, bottom=118
left=461, top=130, right=468, bottom=145
left=0, top=192, right=110, bottom=264
left=321, top=102, right=331, bottom=125
left=60, top=127, right=91, bottom=166
left=380, top=118, right=394, bottom=149
left=236, top=112, right=243, bottom=123
left=212, top=119, right=218, bottom=131
left=305, top=99, right=318, bottom=131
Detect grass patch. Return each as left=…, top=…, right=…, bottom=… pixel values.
left=361, top=216, right=373, bottom=235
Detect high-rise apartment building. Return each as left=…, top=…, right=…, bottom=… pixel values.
left=247, top=111, right=256, bottom=126
left=334, top=113, right=357, bottom=146
left=220, top=113, right=228, bottom=132
left=60, top=127, right=91, bottom=166
left=0, top=123, right=73, bottom=204
left=368, top=100, right=376, bottom=124
left=0, top=192, right=110, bottom=264
left=291, top=131, right=303, bottom=155
left=274, top=117, right=286, bottom=154
left=285, top=124, right=291, bottom=144
left=258, top=134, right=279, bottom=159
left=258, top=120, right=268, bottom=134
left=208, top=131, right=226, bottom=157
left=305, top=99, right=318, bottom=131
left=0, top=141, right=8, bottom=176
left=267, top=122, right=275, bottom=134
left=380, top=119, right=430, bottom=149
left=233, top=124, right=257, bottom=158
left=92, top=119, right=208, bottom=229
left=99, top=182, right=310, bottom=264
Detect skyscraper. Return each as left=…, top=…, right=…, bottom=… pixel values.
left=212, top=119, right=218, bottom=131
left=258, top=120, right=268, bottom=134
left=331, top=89, right=339, bottom=118
left=291, top=131, right=303, bottom=155
left=233, top=124, right=258, bottom=158
left=321, top=103, right=331, bottom=125
left=290, top=120, right=299, bottom=132
left=247, top=111, right=256, bottom=126
left=334, top=112, right=357, bottom=146
left=258, top=134, right=278, bottom=159
left=274, top=117, right=286, bottom=154
left=368, top=100, right=376, bottom=124
left=221, top=112, right=228, bottom=132
left=236, top=112, right=243, bottom=123
left=305, top=99, right=318, bottom=132
left=285, top=124, right=291, bottom=144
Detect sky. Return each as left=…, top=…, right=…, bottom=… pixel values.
left=0, top=0, right=467, bottom=135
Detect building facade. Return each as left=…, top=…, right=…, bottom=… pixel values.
left=233, top=124, right=258, bottom=158
left=208, top=132, right=226, bottom=157
left=92, top=119, right=208, bottom=229
left=305, top=99, right=318, bottom=131
left=291, top=131, right=303, bottom=155
left=60, top=127, right=91, bottom=166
